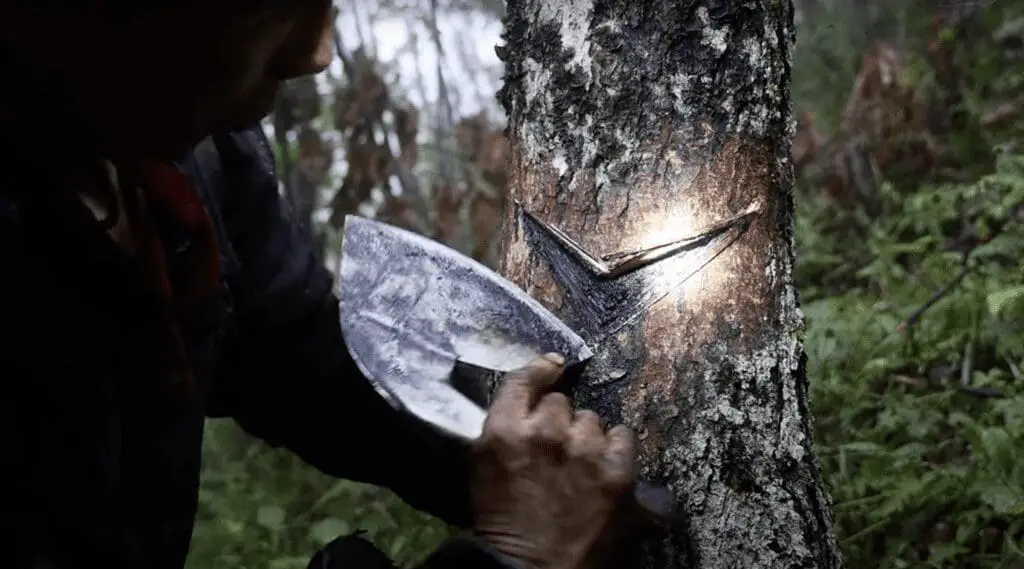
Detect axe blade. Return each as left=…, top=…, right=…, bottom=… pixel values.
left=338, top=215, right=594, bottom=441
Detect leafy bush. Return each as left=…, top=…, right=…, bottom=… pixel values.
left=186, top=420, right=450, bottom=569
left=801, top=153, right=1024, bottom=568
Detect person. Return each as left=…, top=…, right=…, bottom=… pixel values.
left=0, top=1, right=646, bottom=568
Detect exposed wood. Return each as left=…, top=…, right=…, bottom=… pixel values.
left=495, top=1, right=843, bottom=568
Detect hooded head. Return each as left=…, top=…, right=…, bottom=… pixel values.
left=1, top=0, right=334, bottom=160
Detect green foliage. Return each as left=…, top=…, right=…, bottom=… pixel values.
left=801, top=153, right=1024, bottom=568
left=185, top=420, right=450, bottom=569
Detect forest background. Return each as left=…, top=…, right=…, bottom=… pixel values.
left=185, top=1, right=1024, bottom=568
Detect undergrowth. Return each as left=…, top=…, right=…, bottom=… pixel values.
left=188, top=420, right=451, bottom=569
left=799, top=152, right=1024, bottom=568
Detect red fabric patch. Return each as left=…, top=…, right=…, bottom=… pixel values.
left=121, top=161, right=221, bottom=396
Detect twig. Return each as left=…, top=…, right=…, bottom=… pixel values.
left=886, top=374, right=1004, bottom=399
left=954, top=385, right=1004, bottom=399
left=891, top=374, right=928, bottom=389
left=896, top=259, right=972, bottom=332
left=961, top=341, right=973, bottom=386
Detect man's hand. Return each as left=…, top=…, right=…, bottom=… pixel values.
left=470, top=353, right=638, bottom=569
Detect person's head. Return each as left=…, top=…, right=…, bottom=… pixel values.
left=1, top=0, right=334, bottom=160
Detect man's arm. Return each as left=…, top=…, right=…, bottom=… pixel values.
left=203, top=125, right=474, bottom=527
left=307, top=533, right=524, bottom=569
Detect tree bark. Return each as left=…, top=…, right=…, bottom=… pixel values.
left=495, top=1, right=843, bottom=568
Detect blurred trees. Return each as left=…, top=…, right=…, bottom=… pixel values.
left=267, top=0, right=510, bottom=270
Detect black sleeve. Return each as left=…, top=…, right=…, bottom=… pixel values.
left=205, top=125, right=473, bottom=528
left=307, top=533, right=524, bottom=569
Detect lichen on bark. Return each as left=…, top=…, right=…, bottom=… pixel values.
left=496, top=1, right=842, bottom=568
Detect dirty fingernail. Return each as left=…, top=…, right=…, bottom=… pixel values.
left=543, top=352, right=565, bottom=365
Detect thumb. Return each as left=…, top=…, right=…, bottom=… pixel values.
left=490, top=353, right=565, bottom=417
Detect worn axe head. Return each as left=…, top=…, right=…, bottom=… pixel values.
left=338, top=215, right=594, bottom=441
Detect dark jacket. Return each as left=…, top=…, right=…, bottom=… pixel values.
left=0, top=125, right=508, bottom=569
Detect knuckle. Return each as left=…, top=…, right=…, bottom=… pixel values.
left=608, top=426, right=637, bottom=448
left=516, top=360, right=550, bottom=378
left=567, top=438, right=600, bottom=460
left=526, top=422, right=556, bottom=443
left=540, top=392, right=571, bottom=410
left=521, top=357, right=563, bottom=380
left=575, top=409, right=601, bottom=426
left=601, top=425, right=637, bottom=488
left=525, top=417, right=566, bottom=446
left=497, top=370, right=529, bottom=390
left=567, top=416, right=603, bottom=456
left=482, top=416, right=525, bottom=446
left=521, top=415, right=546, bottom=440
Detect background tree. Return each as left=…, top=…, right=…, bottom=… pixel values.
left=494, top=1, right=842, bottom=567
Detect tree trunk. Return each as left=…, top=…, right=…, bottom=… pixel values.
left=494, top=1, right=843, bottom=568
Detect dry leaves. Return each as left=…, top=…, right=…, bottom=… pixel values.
left=321, top=52, right=510, bottom=266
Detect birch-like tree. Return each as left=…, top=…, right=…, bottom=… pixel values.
left=494, top=1, right=844, bottom=567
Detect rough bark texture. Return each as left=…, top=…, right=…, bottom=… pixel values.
left=495, top=2, right=843, bottom=568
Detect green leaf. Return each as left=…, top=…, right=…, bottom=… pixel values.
left=980, top=427, right=1013, bottom=467
left=1008, top=501, right=1024, bottom=516
left=269, top=557, right=312, bottom=569
left=987, top=285, right=1024, bottom=315
left=840, top=441, right=886, bottom=454
left=309, top=517, right=352, bottom=546
left=979, top=481, right=1020, bottom=514
left=389, top=535, right=409, bottom=560
left=861, top=358, right=893, bottom=378
left=310, top=480, right=357, bottom=512
left=928, top=542, right=965, bottom=562
left=221, top=519, right=245, bottom=537
left=257, top=505, right=286, bottom=531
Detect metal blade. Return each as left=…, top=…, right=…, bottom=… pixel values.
left=338, top=215, right=594, bottom=440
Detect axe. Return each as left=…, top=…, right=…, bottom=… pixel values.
left=337, top=201, right=760, bottom=528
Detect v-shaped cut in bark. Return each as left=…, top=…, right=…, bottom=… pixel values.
left=518, top=200, right=762, bottom=344
left=521, top=200, right=762, bottom=279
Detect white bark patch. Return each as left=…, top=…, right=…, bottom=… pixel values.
left=743, top=37, right=763, bottom=67
left=522, top=57, right=552, bottom=111
left=697, top=7, right=729, bottom=55
left=538, top=0, right=595, bottom=86
left=552, top=152, right=569, bottom=177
